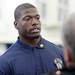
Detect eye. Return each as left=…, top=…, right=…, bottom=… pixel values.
left=23, top=16, right=32, bottom=21
left=36, top=15, right=40, bottom=20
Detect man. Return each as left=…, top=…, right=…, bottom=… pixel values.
left=60, top=13, right=75, bottom=75
left=0, top=3, right=64, bottom=75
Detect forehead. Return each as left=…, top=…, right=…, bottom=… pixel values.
left=20, top=8, right=39, bottom=16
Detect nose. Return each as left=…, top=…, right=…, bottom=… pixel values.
left=32, top=18, right=39, bottom=26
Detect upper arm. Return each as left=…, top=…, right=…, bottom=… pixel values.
left=0, top=57, right=11, bottom=75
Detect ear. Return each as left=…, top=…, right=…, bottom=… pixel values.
left=14, top=21, right=18, bottom=29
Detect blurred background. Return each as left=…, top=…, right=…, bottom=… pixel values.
left=0, top=0, right=75, bottom=55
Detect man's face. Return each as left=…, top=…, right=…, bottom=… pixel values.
left=15, top=8, right=41, bottom=39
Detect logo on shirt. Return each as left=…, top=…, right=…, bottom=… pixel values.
left=54, top=58, right=63, bottom=70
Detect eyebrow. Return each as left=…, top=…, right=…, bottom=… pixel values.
left=26, top=14, right=40, bottom=17
left=23, top=14, right=40, bottom=19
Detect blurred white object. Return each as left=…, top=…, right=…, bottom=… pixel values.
left=0, top=44, right=6, bottom=56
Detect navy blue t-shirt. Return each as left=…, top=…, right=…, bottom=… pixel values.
left=0, top=38, right=64, bottom=75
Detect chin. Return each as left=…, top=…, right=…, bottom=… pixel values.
left=28, top=35, right=40, bottom=40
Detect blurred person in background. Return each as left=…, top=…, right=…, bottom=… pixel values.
left=0, top=3, right=64, bottom=75
left=60, top=13, right=75, bottom=75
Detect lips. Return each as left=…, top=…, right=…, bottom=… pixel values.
left=31, top=28, right=40, bottom=33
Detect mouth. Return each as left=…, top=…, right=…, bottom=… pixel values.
left=31, top=28, right=40, bottom=33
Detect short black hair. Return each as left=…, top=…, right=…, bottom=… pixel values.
left=14, top=3, right=36, bottom=20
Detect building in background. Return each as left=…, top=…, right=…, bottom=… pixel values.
left=35, top=0, right=69, bottom=44
left=0, top=0, right=74, bottom=55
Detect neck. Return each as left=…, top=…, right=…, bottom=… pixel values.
left=19, top=36, right=41, bottom=47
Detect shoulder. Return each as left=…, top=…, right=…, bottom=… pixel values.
left=0, top=40, right=21, bottom=64
left=43, top=38, right=61, bottom=50
left=0, top=51, right=14, bottom=74
left=0, top=53, right=11, bottom=74
left=0, top=38, right=24, bottom=74
left=42, top=38, right=64, bottom=58
left=0, top=40, right=21, bottom=74
left=42, top=38, right=65, bottom=68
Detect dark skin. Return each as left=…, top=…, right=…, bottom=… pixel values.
left=14, top=8, right=41, bottom=47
